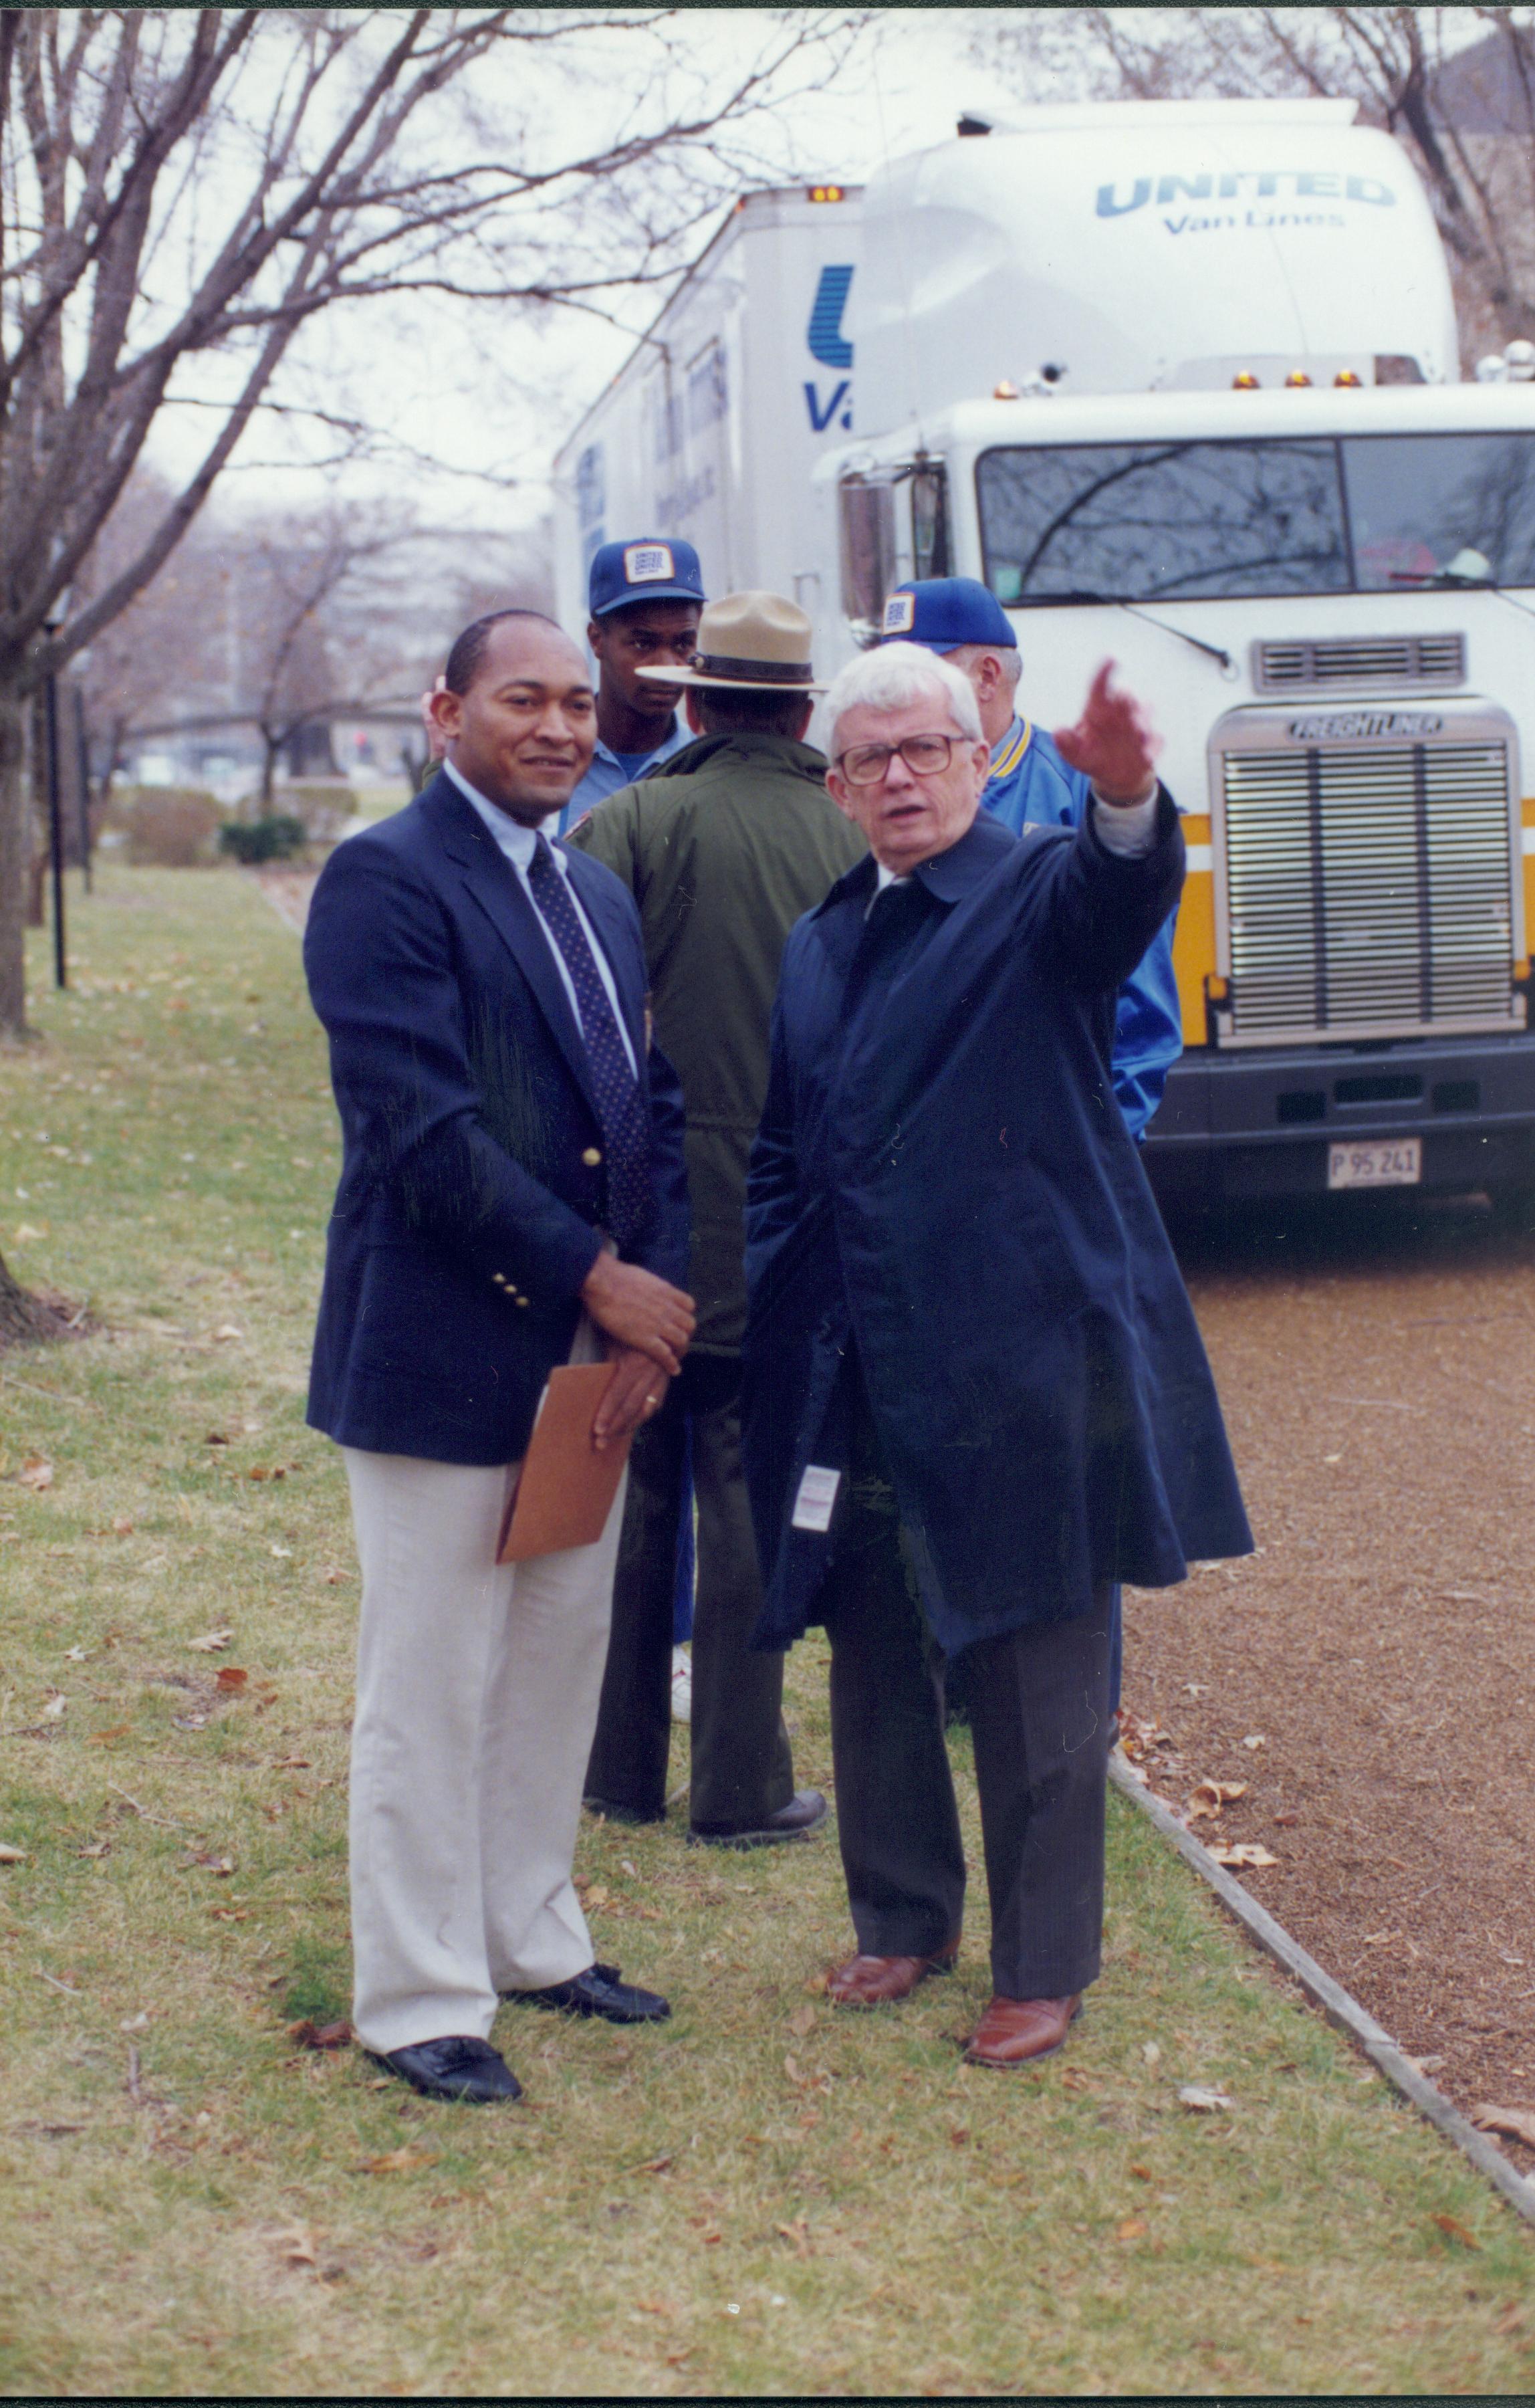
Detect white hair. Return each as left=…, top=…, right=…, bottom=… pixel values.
left=824, top=640, right=983, bottom=755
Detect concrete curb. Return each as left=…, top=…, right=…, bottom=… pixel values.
left=1109, top=1753, right=1535, bottom=2229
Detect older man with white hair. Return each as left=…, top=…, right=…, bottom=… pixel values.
left=740, top=643, right=1252, bottom=2068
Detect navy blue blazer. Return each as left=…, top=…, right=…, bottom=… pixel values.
left=741, top=797, right=1252, bottom=1655
left=304, top=772, right=689, bottom=1465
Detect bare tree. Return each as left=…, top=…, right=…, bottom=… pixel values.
left=216, top=505, right=414, bottom=808
left=0, top=3, right=864, bottom=1339
left=74, top=469, right=221, bottom=802
left=970, top=8, right=1535, bottom=364
left=0, top=5, right=866, bottom=1025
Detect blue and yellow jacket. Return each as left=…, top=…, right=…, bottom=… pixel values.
left=983, top=715, right=1181, bottom=1141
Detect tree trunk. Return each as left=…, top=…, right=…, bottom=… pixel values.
left=0, top=677, right=32, bottom=1039
left=0, top=1247, right=72, bottom=1349
left=259, top=729, right=280, bottom=812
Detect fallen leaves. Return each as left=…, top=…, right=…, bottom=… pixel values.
left=110, top=1515, right=134, bottom=1535
left=1241, top=1733, right=1268, bottom=1751
left=41, top=1692, right=67, bottom=1720
left=1116, top=2215, right=1149, bottom=2240
left=776, top=2215, right=812, bottom=2257
left=185, top=1852, right=235, bottom=1878
left=211, top=1324, right=244, bottom=1343
left=0, top=1842, right=27, bottom=1863
left=1187, top=1780, right=1249, bottom=1820
left=1177, top=2085, right=1233, bottom=2113
left=18, top=1457, right=53, bottom=1491
left=290, top=2017, right=352, bottom=2052
left=1431, top=2211, right=1480, bottom=2250
left=1209, top=1843, right=1279, bottom=1870
left=1472, top=2104, right=1535, bottom=2149
left=186, top=1629, right=232, bottom=1652
left=788, top=2002, right=816, bottom=2039
left=214, top=1667, right=248, bottom=1691
left=360, top=2145, right=439, bottom=2177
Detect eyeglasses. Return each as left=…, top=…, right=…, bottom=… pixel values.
left=834, top=733, right=958, bottom=787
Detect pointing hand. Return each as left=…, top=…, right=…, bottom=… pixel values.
left=1052, top=661, right=1161, bottom=806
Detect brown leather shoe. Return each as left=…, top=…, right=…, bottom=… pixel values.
left=963, top=1993, right=1082, bottom=2067
left=826, top=1944, right=959, bottom=2007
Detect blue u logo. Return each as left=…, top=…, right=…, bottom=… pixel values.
left=1096, top=179, right=1151, bottom=217
left=808, top=265, right=854, bottom=369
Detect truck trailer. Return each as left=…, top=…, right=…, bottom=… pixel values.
left=552, top=98, right=1535, bottom=1210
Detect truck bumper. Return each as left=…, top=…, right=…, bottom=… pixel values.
left=1143, top=1030, right=1535, bottom=1206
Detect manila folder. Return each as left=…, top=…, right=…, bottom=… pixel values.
left=497, top=1363, right=630, bottom=1563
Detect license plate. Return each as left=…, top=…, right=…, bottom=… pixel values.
left=1327, top=1137, right=1421, bottom=1190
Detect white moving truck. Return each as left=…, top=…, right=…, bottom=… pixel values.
left=553, top=100, right=1535, bottom=1209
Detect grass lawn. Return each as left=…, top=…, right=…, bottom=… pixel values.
left=1, top=862, right=1533, bottom=2397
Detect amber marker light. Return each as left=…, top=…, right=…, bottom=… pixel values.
left=1231, top=370, right=1260, bottom=389
left=1334, top=369, right=1364, bottom=387
left=808, top=184, right=846, bottom=203
left=993, top=379, right=1021, bottom=399
left=1285, top=370, right=1314, bottom=387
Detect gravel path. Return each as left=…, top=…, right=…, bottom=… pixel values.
left=1128, top=1194, right=1535, bottom=2167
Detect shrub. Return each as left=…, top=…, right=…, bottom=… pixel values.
left=217, top=816, right=308, bottom=865
left=274, top=780, right=354, bottom=842
left=106, top=787, right=224, bottom=867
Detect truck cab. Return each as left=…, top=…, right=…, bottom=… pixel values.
left=816, top=104, right=1535, bottom=1206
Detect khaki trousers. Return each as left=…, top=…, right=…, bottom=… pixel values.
left=343, top=1388, right=626, bottom=2055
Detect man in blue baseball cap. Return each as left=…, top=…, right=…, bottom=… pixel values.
left=559, top=538, right=707, bottom=832
left=879, top=577, right=1182, bottom=1142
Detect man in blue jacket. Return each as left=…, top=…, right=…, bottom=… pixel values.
left=741, top=642, right=1251, bottom=2069
left=880, top=577, right=1182, bottom=1141
left=305, top=609, right=695, bottom=2104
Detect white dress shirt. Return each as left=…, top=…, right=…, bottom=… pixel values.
left=445, top=758, right=637, bottom=1077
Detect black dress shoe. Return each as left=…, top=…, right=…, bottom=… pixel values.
left=582, top=1794, right=665, bottom=1827
left=511, top=1961, right=671, bottom=2024
left=370, top=2035, right=522, bottom=2103
left=689, top=1786, right=829, bottom=1850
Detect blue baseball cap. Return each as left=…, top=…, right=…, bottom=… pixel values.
left=878, top=576, right=1015, bottom=652
left=588, top=536, right=705, bottom=619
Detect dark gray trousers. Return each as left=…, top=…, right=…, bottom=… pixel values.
left=585, top=1352, right=795, bottom=1830
left=824, top=1369, right=1112, bottom=1999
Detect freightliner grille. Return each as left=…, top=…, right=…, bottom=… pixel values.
left=1221, top=740, right=1516, bottom=1043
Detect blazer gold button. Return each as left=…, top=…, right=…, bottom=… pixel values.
left=582, top=1147, right=602, bottom=1167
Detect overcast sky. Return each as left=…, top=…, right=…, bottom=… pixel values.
left=161, top=8, right=988, bottom=537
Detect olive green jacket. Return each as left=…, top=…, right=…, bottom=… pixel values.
left=566, top=732, right=866, bottom=1352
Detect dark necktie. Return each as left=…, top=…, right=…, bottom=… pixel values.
left=526, top=833, right=652, bottom=1251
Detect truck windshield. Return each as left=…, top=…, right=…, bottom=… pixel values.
left=977, top=433, right=1535, bottom=604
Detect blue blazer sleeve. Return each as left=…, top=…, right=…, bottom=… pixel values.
left=304, top=835, right=606, bottom=1303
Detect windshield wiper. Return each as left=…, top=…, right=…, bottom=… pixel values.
left=1013, top=588, right=1235, bottom=671
left=1389, top=565, right=1535, bottom=626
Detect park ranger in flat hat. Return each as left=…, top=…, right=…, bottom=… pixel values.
left=567, top=593, right=866, bottom=1848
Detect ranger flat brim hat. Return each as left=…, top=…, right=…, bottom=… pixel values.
left=639, top=590, right=823, bottom=693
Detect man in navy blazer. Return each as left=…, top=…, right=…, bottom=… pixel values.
left=741, top=643, right=1252, bottom=2070
left=305, top=609, right=695, bottom=2104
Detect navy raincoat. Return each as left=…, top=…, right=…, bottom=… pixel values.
left=741, top=796, right=1252, bottom=1656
